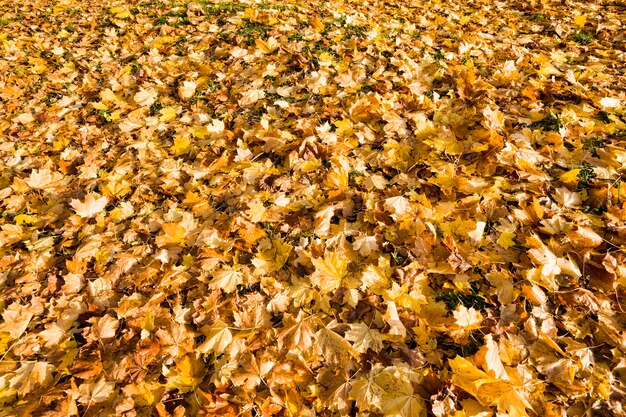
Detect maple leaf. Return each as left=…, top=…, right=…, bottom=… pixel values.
left=164, top=354, right=206, bottom=393
left=475, top=335, right=509, bottom=380
left=78, top=376, right=116, bottom=405
left=70, top=193, right=108, bottom=218
left=209, top=266, right=244, bottom=293
left=350, top=371, right=385, bottom=411
left=277, top=312, right=315, bottom=351
left=170, top=136, right=191, bottom=155
left=310, top=252, right=348, bottom=293
left=206, top=118, right=225, bottom=134
left=482, top=105, right=504, bottom=131
left=353, top=235, right=379, bottom=257
left=345, top=322, right=384, bottom=353
left=9, top=362, right=54, bottom=397
left=25, top=169, right=63, bottom=189
left=133, top=88, right=157, bottom=107
left=156, top=222, right=187, bottom=247
left=552, top=187, right=581, bottom=208
left=238, top=88, right=265, bottom=107
left=599, top=97, right=621, bottom=109
left=245, top=199, right=267, bottom=223
left=384, top=302, right=407, bottom=338
left=88, top=314, right=119, bottom=340
left=118, top=117, right=143, bottom=132
left=255, top=36, right=279, bottom=53
left=179, top=81, right=197, bottom=100
left=361, top=263, right=390, bottom=292
left=0, top=302, right=33, bottom=339
left=449, top=356, right=530, bottom=417
left=453, top=305, right=484, bottom=330
left=468, top=221, right=486, bottom=244
left=159, top=106, right=178, bottom=122
left=316, top=328, right=356, bottom=367
left=198, top=320, right=233, bottom=355
left=314, top=205, right=336, bottom=238
left=369, top=365, right=426, bottom=417
left=384, top=196, right=413, bottom=220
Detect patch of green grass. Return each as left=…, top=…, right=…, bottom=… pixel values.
left=391, top=251, right=407, bottom=266
left=149, top=101, right=164, bottom=115
left=530, top=13, right=546, bottom=20
left=532, top=112, right=563, bottom=132
left=165, top=9, right=186, bottom=17
left=44, top=92, right=63, bottom=106
left=206, top=80, right=221, bottom=91
left=431, top=50, right=445, bottom=60
left=217, top=30, right=232, bottom=41
left=438, top=332, right=485, bottom=357
left=343, top=24, right=367, bottom=40
left=436, top=288, right=494, bottom=312
left=597, top=111, right=611, bottom=124
left=0, top=18, right=10, bottom=27
left=577, top=162, right=596, bottom=189
left=130, top=61, right=140, bottom=73
left=237, top=19, right=270, bottom=45
left=585, top=137, right=606, bottom=157
left=288, top=31, right=303, bottom=42
left=154, top=15, right=167, bottom=25
left=573, top=30, right=594, bottom=45
left=96, top=109, right=112, bottom=124
left=202, top=1, right=245, bottom=15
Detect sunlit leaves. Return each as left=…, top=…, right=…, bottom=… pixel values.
left=449, top=356, right=530, bottom=417
left=1, top=0, right=625, bottom=415
left=310, top=252, right=348, bottom=293
left=198, top=321, right=233, bottom=355
left=70, top=193, right=108, bottom=218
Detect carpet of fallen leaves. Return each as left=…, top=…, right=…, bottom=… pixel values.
left=1, top=0, right=626, bottom=415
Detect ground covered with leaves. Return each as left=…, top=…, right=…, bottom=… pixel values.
left=1, top=0, right=626, bottom=415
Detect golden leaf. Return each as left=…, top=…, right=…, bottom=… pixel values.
left=310, top=252, right=348, bottom=293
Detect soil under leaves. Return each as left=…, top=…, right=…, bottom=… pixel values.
left=1, top=0, right=626, bottom=416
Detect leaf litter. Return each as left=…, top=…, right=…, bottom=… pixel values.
left=0, top=0, right=625, bottom=416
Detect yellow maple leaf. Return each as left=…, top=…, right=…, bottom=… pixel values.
left=14, top=214, right=37, bottom=227
left=156, top=223, right=187, bottom=247
left=209, top=266, right=244, bottom=293
left=245, top=199, right=267, bottom=223
left=171, top=136, right=191, bottom=155
left=26, top=169, right=63, bottom=190
left=159, top=106, right=178, bottom=122
left=9, top=362, right=54, bottom=398
left=345, top=322, right=384, bottom=353
left=310, top=252, right=348, bottom=293
left=449, top=356, right=530, bottom=417
left=70, top=193, right=108, bottom=218
left=110, top=6, right=131, bottom=19
left=198, top=320, right=233, bottom=355
left=558, top=169, right=580, bottom=186
left=316, top=328, right=356, bottom=366
left=255, top=37, right=279, bottom=53
left=497, top=231, right=516, bottom=249
left=164, top=354, right=205, bottom=393
left=574, top=15, right=586, bottom=28
left=453, top=305, right=484, bottom=330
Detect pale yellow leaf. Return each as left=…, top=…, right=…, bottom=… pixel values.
left=198, top=320, right=233, bottom=355
left=70, top=193, right=108, bottom=218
